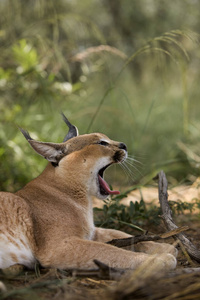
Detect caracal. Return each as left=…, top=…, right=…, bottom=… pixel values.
left=0, top=114, right=177, bottom=271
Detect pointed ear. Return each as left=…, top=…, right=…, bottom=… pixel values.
left=28, top=140, right=66, bottom=163
left=61, top=113, right=79, bottom=142
left=19, top=128, right=66, bottom=163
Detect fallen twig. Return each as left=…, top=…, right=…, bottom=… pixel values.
left=59, top=260, right=128, bottom=280
left=107, top=226, right=189, bottom=248
left=160, top=226, right=189, bottom=238
left=158, top=170, right=200, bottom=263
left=93, top=260, right=126, bottom=279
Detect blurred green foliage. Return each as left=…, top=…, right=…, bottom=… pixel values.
left=1, top=0, right=200, bottom=191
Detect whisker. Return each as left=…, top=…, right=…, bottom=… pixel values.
left=117, top=155, right=144, bottom=184
left=126, top=156, right=144, bottom=166
left=124, top=161, right=143, bottom=177
left=118, top=161, right=130, bottom=177
left=125, top=157, right=144, bottom=171
left=118, top=161, right=135, bottom=183
left=125, top=163, right=143, bottom=178
left=125, top=159, right=143, bottom=169
left=121, top=161, right=137, bottom=181
left=127, top=154, right=146, bottom=159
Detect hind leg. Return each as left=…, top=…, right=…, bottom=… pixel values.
left=94, top=228, right=178, bottom=258
left=0, top=232, right=36, bottom=269
left=0, top=193, right=36, bottom=269
left=134, top=241, right=178, bottom=257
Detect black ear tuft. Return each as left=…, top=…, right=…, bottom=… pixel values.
left=18, top=127, right=34, bottom=141
left=61, top=112, right=79, bottom=142
left=61, top=112, right=73, bottom=129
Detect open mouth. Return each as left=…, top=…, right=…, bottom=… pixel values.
left=98, top=165, right=120, bottom=196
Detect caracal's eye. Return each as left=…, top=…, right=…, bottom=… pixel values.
left=99, top=140, right=109, bottom=146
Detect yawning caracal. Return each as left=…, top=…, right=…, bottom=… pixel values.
left=0, top=114, right=177, bottom=271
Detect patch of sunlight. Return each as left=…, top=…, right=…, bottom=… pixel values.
left=54, top=82, right=73, bottom=94
left=7, top=141, right=23, bottom=160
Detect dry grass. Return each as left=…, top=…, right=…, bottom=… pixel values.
left=106, top=270, right=200, bottom=300
left=1, top=258, right=200, bottom=300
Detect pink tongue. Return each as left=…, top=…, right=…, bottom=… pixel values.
left=98, top=175, right=120, bottom=195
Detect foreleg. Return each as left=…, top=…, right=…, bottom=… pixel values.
left=36, top=237, right=176, bottom=271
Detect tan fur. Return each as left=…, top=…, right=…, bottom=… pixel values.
left=0, top=132, right=177, bottom=271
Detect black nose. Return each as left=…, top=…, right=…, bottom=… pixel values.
left=119, top=143, right=127, bottom=152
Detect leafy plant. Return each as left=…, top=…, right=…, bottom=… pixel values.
left=94, top=189, right=200, bottom=233
left=169, top=199, right=200, bottom=215
left=94, top=191, right=161, bottom=233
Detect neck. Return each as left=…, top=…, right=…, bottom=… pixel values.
left=16, top=163, right=90, bottom=208
left=16, top=164, right=95, bottom=245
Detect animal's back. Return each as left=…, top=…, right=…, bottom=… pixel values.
left=0, top=192, right=36, bottom=269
